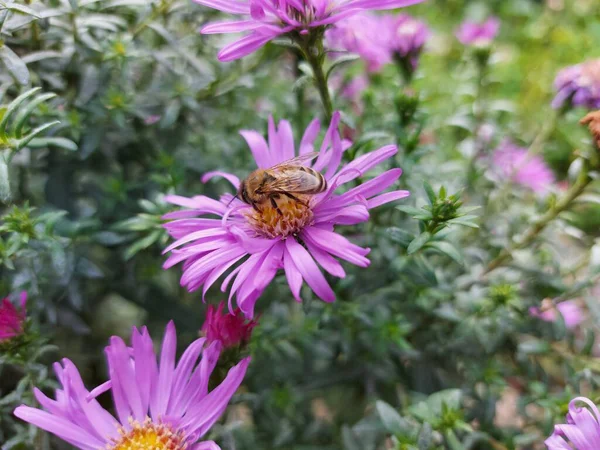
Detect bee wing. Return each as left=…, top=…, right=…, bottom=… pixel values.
left=267, top=169, right=322, bottom=194
left=270, top=152, right=320, bottom=170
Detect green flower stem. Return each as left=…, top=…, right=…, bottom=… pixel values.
left=299, top=36, right=333, bottom=124
left=485, top=161, right=592, bottom=274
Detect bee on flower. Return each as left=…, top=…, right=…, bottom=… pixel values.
left=162, top=112, right=409, bottom=317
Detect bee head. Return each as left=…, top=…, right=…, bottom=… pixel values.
left=238, top=182, right=250, bottom=204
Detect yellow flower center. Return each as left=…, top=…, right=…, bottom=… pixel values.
left=245, top=195, right=314, bottom=239
left=108, top=418, right=187, bottom=450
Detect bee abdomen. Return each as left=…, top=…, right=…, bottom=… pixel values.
left=307, top=169, right=327, bottom=193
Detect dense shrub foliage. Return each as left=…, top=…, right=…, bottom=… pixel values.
left=2, top=0, right=600, bottom=448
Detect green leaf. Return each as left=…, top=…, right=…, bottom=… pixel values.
left=447, top=217, right=479, bottom=228
left=124, top=229, right=162, bottom=260
left=408, top=232, right=431, bottom=254
left=386, top=227, right=415, bottom=247
left=0, top=157, right=10, bottom=203
left=376, top=401, right=409, bottom=436
left=326, top=53, right=360, bottom=80
left=0, top=45, right=29, bottom=85
left=423, top=181, right=436, bottom=205
left=396, top=205, right=426, bottom=216
left=445, top=430, right=465, bottom=450
left=417, top=423, right=433, bottom=450
left=14, top=121, right=60, bottom=150
left=0, top=2, right=41, bottom=17
left=0, top=87, right=40, bottom=138
left=341, top=426, right=362, bottom=450
left=425, top=241, right=464, bottom=266
left=27, top=137, right=78, bottom=151
left=13, top=92, right=56, bottom=138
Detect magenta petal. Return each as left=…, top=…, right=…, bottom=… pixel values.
left=193, top=442, right=222, bottom=450
left=201, top=20, right=262, bottom=34
left=218, top=32, right=279, bottom=62
left=192, top=0, right=249, bottom=14
left=285, top=238, right=335, bottom=302
left=151, top=321, right=177, bottom=419
left=367, top=190, right=410, bottom=208
left=14, top=407, right=104, bottom=450
left=283, top=250, right=303, bottom=302
left=240, top=130, right=272, bottom=168
left=201, top=171, right=240, bottom=189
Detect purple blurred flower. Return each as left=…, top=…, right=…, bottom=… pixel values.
left=529, top=299, right=584, bottom=330
left=492, top=140, right=555, bottom=194
left=202, top=302, right=257, bottom=349
left=162, top=112, right=409, bottom=317
left=325, top=13, right=392, bottom=72
left=0, top=292, right=26, bottom=342
left=197, top=0, right=424, bottom=61
left=456, top=17, right=500, bottom=47
left=552, top=59, right=600, bottom=110
left=388, top=14, right=429, bottom=69
left=14, top=321, right=250, bottom=450
left=546, top=396, right=600, bottom=449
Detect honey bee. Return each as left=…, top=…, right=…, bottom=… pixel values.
left=237, top=152, right=327, bottom=214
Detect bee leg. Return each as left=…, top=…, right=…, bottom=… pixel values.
left=280, top=192, right=309, bottom=207
left=270, top=195, right=283, bottom=216
left=251, top=201, right=261, bottom=213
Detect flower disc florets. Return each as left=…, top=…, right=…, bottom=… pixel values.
left=110, top=418, right=188, bottom=450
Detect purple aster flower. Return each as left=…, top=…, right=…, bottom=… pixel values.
left=529, top=299, right=584, bottom=330
left=456, top=17, right=500, bottom=47
left=325, top=13, right=392, bottom=72
left=14, top=321, right=250, bottom=450
left=197, top=0, right=424, bottom=61
left=552, top=59, right=600, bottom=110
left=492, top=140, right=555, bottom=194
left=162, top=112, right=409, bottom=317
left=546, top=396, right=600, bottom=449
left=0, top=291, right=26, bottom=342
left=387, top=14, right=429, bottom=69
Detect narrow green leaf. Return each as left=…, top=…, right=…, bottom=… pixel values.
left=396, top=205, right=425, bottom=216
left=447, top=217, right=479, bottom=228
left=326, top=53, right=360, bottom=80
left=386, top=227, right=415, bottom=247
left=408, top=232, right=431, bottom=254
left=0, top=2, right=41, bottom=17
left=124, top=229, right=162, bottom=260
left=0, top=157, right=10, bottom=203
left=425, top=241, right=464, bottom=266
left=0, top=45, right=29, bottom=85
left=0, top=87, right=40, bottom=138
left=27, top=136, right=78, bottom=151
left=13, top=92, right=56, bottom=138
left=14, top=120, right=60, bottom=150
left=417, top=423, right=433, bottom=450
left=423, top=181, right=436, bottom=205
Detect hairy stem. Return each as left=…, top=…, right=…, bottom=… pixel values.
left=298, top=35, right=333, bottom=123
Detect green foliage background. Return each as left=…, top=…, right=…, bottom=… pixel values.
left=1, top=0, right=600, bottom=448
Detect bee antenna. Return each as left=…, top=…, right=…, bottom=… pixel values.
left=227, top=196, right=236, bottom=207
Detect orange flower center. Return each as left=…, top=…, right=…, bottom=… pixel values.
left=245, top=195, right=314, bottom=239
left=109, top=418, right=187, bottom=450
